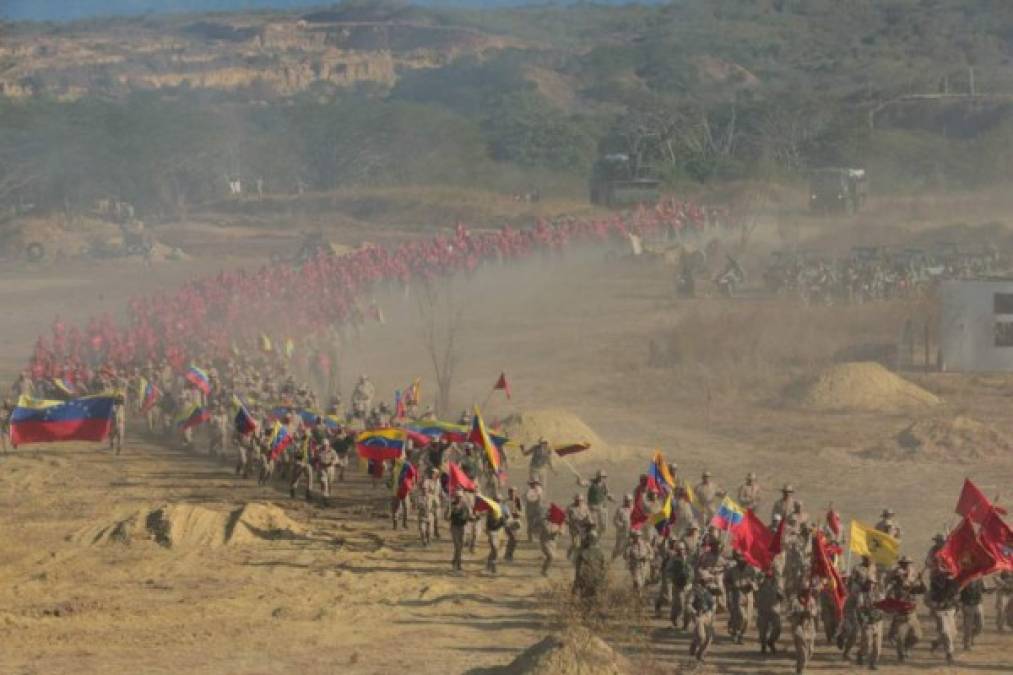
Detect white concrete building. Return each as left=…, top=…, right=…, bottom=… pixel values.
left=939, top=278, right=1013, bottom=372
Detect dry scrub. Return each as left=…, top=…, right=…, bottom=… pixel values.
left=654, top=299, right=915, bottom=401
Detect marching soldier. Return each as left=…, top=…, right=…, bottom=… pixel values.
left=885, top=556, right=925, bottom=663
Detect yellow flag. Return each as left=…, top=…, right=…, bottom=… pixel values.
left=849, top=519, right=900, bottom=567
left=259, top=333, right=273, bottom=353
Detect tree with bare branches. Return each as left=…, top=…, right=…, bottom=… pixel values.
left=414, top=275, right=464, bottom=418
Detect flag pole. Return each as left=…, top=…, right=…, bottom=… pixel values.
left=480, top=386, right=496, bottom=412
left=558, top=454, right=584, bottom=482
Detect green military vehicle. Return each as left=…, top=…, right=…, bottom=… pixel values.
left=589, top=154, right=661, bottom=208
left=808, top=168, right=867, bottom=214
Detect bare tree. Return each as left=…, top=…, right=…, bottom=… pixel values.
left=414, top=274, right=464, bottom=418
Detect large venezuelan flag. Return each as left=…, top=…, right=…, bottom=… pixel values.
left=10, top=395, right=116, bottom=445
left=407, top=419, right=470, bottom=443
left=356, top=428, right=407, bottom=461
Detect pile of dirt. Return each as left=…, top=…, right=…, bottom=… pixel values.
left=75, top=501, right=305, bottom=549
left=860, top=415, right=1011, bottom=463
left=501, top=409, right=606, bottom=452
left=471, top=629, right=631, bottom=675
left=785, top=361, right=940, bottom=412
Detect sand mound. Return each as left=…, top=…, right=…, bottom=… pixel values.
left=786, top=362, right=940, bottom=411
left=860, top=415, right=1011, bottom=463
left=501, top=409, right=606, bottom=451
left=471, top=629, right=631, bottom=675
left=76, top=502, right=305, bottom=549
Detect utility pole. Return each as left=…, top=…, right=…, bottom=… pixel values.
left=969, top=66, right=976, bottom=97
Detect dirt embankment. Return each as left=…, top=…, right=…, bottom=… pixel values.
left=785, top=361, right=940, bottom=412
left=73, top=502, right=306, bottom=549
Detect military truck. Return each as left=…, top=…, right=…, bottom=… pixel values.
left=589, top=154, right=660, bottom=208
left=808, top=168, right=867, bottom=214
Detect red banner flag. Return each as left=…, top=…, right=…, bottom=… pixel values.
left=446, top=461, right=476, bottom=494
left=731, top=509, right=775, bottom=572
left=936, top=517, right=998, bottom=588
left=826, top=507, right=842, bottom=538
left=980, top=510, right=1013, bottom=571
left=547, top=503, right=567, bottom=526
left=956, top=478, right=1005, bottom=524
left=811, top=531, right=847, bottom=620
left=494, top=372, right=511, bottom=399
left=769, top=516, right=786, bottom=558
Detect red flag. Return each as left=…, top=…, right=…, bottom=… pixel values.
left=446, top=461, right=476, bottom=494
left=956, top=478, right=1005, bottom=524
left=547, top=502, right=567, bottom=526
left=936, top=517, right=998, bottom=588
left=555, top=442, right=591, bottom=457
left=731, top=509, right=774, bottom=571
left=494, top=372, right=511, bottom=399
left=873, top=598, right=917, bottom=614
left=769, top=516, right=786, bottom=557
left=826, top=507, right=842, bottom=537
left=811, top=531, right=847, bottom=620
left=980, top=510, right=1013, bottom=571
left=630, top=497, right=648, bottom=531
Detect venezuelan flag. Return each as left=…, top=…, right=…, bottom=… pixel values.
left=10, top=395, right=116, bottom=445
left=178, top=403, right=210, bottom=431
left=711, top=496, right=746, bottom=530
left=267, top=421, right=293, bottom=461
left=140, top=380, right=161, bottom=413
left=184, top=366, right=211, bottom=396
left=234, top=404, right=257, bottom=435
left=356, top=428, right=406, bottom=462
left=647, top=450, right=675, bottom=492
left=408, top=419, right=469, bottom=443
left=474, top=494, right=503, bottom=520
left=651, top=492, right=673, bottom=533
left=469, top=405, right=503, bottom=474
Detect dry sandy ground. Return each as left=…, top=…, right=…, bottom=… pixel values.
left=0, top=216, right=1012, bottom=674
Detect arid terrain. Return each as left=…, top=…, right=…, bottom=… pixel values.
left=0, top=194, right=1011, bottom=674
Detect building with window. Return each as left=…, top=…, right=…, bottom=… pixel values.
left=938, top=279, right=1013, bottom=372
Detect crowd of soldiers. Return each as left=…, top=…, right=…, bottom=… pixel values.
left=6, top=352, right=1012, bottom=672
left=760, top=244, right=1003, bottom=306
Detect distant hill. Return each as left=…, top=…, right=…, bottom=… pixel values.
left=3, top=0, right=649, bottom=23
left=2, top=0, right=1013, bottom=219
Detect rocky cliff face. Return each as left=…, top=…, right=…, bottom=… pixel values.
left=0, top=15, right=513, bottom=99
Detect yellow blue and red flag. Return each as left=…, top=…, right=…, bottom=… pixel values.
left=178, top=403, right=210, bottom=431
left=140, top=379, right=161, bottom=413
left=469, top=405, right=504, bottom=474
left=10, top=395, right=116, bottom=445
left=234, top=403, right=257, bottom=435
left=647, top=450, right=675, bottom=493
left=711, top=496, right=746, bottom=530
left=356, top=428, right=407, bottom=462
left=184, top=366, right=211, bottom=396
left=651, top=492, right=673, bottom=534
left=267, top=421, right=293, bottom=461
left=474, top=494, right=503, bottom=520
